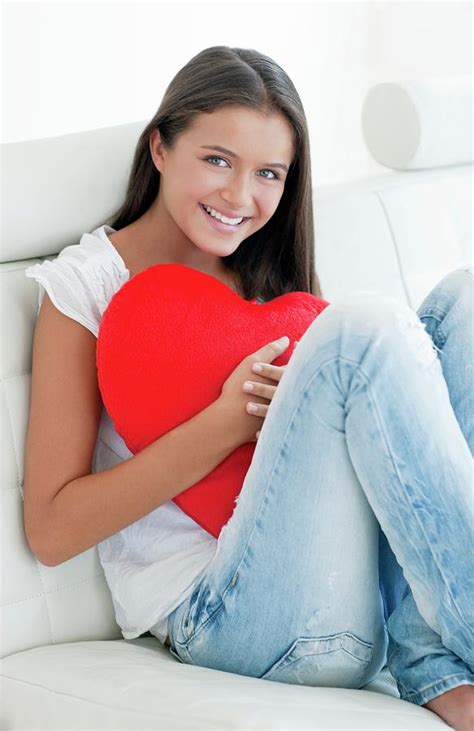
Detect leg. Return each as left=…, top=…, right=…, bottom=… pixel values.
left=379, top=267, right=474, bottom=707
left=417, top=266, right=473, bottom=453
left=166, top=288, right=473, bottom=697
left=168, top=295, right=390, bottom=686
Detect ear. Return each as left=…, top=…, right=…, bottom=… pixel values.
left=149, top=128, right=166, bottom=174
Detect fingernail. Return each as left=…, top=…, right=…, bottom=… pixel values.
left=252, top=363, right=263, bottom=373
left=276, top=336, right=289, bottom=347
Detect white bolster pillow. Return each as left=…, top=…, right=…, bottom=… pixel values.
left=361, top=77, right=473, bottom=170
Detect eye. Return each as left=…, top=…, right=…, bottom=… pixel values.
left=259, top=169, right=280, bottom=181
left=203, top=156, right=280, bottom=181
left=204, top=156, right=228, bottom=167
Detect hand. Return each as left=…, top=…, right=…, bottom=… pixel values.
left=217, top=336, right=294, bottom=446
left=243, top=360, right=287, bottom=439
left=249, top=340, right=299, bottom=438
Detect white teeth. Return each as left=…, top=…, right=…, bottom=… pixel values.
left=203, top=204, right=243, bottom=226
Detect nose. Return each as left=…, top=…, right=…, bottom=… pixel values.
left=220, top=174, right=253, bottom=211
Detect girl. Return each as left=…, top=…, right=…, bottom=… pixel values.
left=24, top=46, right=473, bottom=729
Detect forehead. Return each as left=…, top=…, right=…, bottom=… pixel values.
left=183, top=106, right=295, bottom=161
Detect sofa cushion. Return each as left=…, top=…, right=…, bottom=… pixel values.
left=1, top=636, right=443, bottom=730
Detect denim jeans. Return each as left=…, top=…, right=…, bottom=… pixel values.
left=166, top=266, right=474, bottom=707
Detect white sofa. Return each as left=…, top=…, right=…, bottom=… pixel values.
left=1, top=80, right=472, bottom=729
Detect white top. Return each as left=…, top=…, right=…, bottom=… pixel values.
left=24, top=224, right=221, bottom=645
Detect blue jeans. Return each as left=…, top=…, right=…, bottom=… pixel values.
left=167, top=267, right=474, bottom=707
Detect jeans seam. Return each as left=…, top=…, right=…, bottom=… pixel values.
left=350, top=361, right=472, bottom=638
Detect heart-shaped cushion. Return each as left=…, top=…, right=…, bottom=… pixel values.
left=96, top=264, right=330, bottom=538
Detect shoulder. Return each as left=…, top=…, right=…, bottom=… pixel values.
left=25, top=225, right=130, bottom=337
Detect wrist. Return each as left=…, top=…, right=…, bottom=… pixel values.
left=211, top=397, right=243, bottom=451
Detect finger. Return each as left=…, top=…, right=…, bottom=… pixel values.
left=243, top=381, right=277, bottom=400
left=251, top=362, right=286, bottom=382
left=246, top=401, right=269, bottom=417
left=257, top=336, right=290, bottom=363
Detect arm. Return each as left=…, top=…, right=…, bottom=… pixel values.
left=46, top=397, right=237, bottom=566
left=23, top=292, right=239, bottom=567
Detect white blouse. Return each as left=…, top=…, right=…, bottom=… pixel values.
left=24, top=224, right=221, bottom=645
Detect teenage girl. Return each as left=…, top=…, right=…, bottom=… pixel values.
left=23, top=46, right=473, bottom=730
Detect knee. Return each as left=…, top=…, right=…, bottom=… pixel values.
left=440, top=267, right=473, bottom=306
left=318, top=291, right=418, bottom=339
left=302, top=291, right=440, bottom=370
left=447, top=267, right=473, bottom=313
left=297, top=291, right=440, bottom=373
left=440, top=266, right=473, bottom=294
left=418, top=267, right=473, bottom=320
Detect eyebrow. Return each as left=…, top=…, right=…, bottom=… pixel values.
left=199, top=145, right=289, bottom=173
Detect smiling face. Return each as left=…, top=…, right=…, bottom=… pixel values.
left=148, top=105, right=296, bottom=259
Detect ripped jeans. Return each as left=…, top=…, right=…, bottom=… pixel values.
left=166, top=267, right=474, bottom=707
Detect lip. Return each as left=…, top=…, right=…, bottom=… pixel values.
left=199, top=203, right=250, bottom=233
left=200, top=202, right=251, bottom=220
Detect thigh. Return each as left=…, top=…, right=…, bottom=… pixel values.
left=168, top=305, right=388, bottom=687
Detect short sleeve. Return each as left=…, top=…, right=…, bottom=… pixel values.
left=25, top=233, right=129, bottom=338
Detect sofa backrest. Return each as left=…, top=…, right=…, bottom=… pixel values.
left=1, top=118, right=471, bottom=659
left=314, top=164, right=471, bottom=309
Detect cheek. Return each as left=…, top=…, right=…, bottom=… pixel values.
left=263, top=191, right=284, bottom=220
left=186, top=177, right=214, bottom=206
left=169, top=186, right=202, bottom=219
left=169, top=160, right=207, bottom=200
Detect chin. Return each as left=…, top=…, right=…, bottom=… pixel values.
left=194, top=237, right=237, bottom=255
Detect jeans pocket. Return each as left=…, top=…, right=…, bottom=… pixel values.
left=260, top=632, right=374, bottom=688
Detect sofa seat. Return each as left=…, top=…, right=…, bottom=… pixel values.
left=2, top=636, right=445, bottom=730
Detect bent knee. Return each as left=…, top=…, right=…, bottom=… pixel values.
left=448, top=267, right=474, bottom=312
left=323, top=291, right=416, bottom=337
left=438, top=266, right=473, bottom=296
left=299, top=291, right=440, bottom=372
left=418, top=267, right=473, bottom=320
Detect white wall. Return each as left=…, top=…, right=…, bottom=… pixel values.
left=1, top=0, right=472, bottom=185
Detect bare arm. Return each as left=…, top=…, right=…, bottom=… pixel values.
left=23, top=292, right=239, bottom=567
left=45, top=398, right=237, bottom=565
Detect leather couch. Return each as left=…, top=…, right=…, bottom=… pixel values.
left=1, top=79, right=471, bottom=729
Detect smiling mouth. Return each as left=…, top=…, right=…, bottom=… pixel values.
left=199, top=203, right=250, bottom=225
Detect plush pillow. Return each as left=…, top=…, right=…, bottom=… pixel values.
left=96, top=264, right=330, bottom=538
left=361, top=77, right=474, bottom=169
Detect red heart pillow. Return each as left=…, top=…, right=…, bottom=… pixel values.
left=96, top=264, right=330, bottom=538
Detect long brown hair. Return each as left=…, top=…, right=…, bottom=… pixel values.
left=107, top=45, right=324, bottom=301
